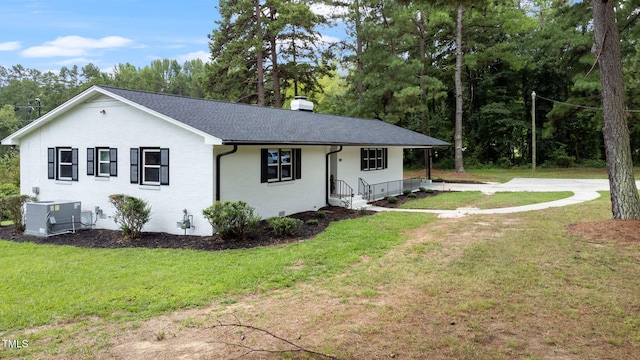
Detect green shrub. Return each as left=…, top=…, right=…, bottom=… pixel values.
left=267, top=217, right=303, bottom=237
left=0, top=184, right=20, bottom=223
left=403, top=189, right=412, bottom=196
left=314, top=210, right=326, bottom=219
left=305, top=219, right=319, bottom=226
left=496, top=157, right=512, bottom=169
left=419, top=187, right=427, bottom=192
left=202, top=201, right=260, bottom=241
left=0, top=183, right=19, bottom=198
left=407, top=193, right=417, bottom=198
left=0, top=194, right=37, bottom=231
left=425, top=189, right=434, bottom=194
left=386, top=196, right=398, bottom=204
left=108, top=194, right=151, bottom=240
left=543, top=146, right=575, bottom=168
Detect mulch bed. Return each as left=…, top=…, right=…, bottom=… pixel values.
left=1, top=191, right=446, bottom=251
left=369, top=189, right=442, bottom=208
left=0, top=206, right=375, bottom=251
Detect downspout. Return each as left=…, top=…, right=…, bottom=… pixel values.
left=325, top=145, right=343, bottom=206
left=216, top=145, right=238, bottom=201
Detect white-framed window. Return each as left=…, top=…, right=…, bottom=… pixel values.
left=58, top=148, right=74, bottom=180
left=261, top=148, right=301, bottom=183
left=98, top=149, right=111, bottom=176
left=130, top=148, right=169, bottom=185
left=361, top=148, right=388, bottom=171
left=87, top=148, right=118, bottom=177
left=48, top=147, right=78, bottom=181
left=143, top=149, right=161, bottom=185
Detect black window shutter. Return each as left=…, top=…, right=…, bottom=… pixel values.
left=87, top=148, right=94, bottom=176
left=160, top=148, right=169, bottom=185
left=294, top=148, right=302, bottom=179
left=48, top=148, right=55, bottom=179
left=260, top=149, right=268, bottom=183
left=130, top=148, right=139, bottom=184
left=383, top=148, right=388, bottom=169
left=110, top=148, right=118, bottom=176
left=71, top=148, right=79, bottom=181
left=360, top=148, right=366, bottom=171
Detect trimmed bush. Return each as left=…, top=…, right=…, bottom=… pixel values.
left=0, top=194, right=36, bottom=231
left=202, top=201, right=260, bottom=241
left=108, top=194, right=151, bottom=240
left=314, top=210, right=326, bottom=219
left=403, top=189, right=412, bottom=196
left=407, top=193, right=417, bottom=198
left=385, top=196, right=398, bottom=204
left=305, top=219, right=319, bottom=226
left=267, top=217, right=303, bottom=237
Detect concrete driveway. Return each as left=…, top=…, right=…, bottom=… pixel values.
left=370, top=178, right=640, bottom=218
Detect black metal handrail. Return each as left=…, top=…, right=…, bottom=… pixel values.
left=359, top=177, right=424, bottom=201
left=358, top=178, right=372, bottom=201
left=332, top=180, right=354, bottom=209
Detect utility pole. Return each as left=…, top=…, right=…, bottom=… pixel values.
left=13, top=98, right=41, bottom=121
left=531, top=91, right=536, bottom=176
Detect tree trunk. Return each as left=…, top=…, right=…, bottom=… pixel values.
left=354, top=0, right=364, bottom=106
left=592, top=0, right=640, bottom=219
left=270, top=34, right=282, bottom=108
left=454, top=4, right=465, bottom=173
left=255, top=0, right=265, bottom=106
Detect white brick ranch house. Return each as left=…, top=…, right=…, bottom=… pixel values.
left=1, top=86, right=449, bottom=236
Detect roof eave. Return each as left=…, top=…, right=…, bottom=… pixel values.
left=221, top=140, right=450, bottom=147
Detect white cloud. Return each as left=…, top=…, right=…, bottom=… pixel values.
left=175, top=50, right=210, bottom=64
left=0, top=41, right=21, bottom=51
left=21, top=36, right=134, bottom=58
left=310, top=3, right=349, bottom=17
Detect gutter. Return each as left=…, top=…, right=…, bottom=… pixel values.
left=215, top=145, right=238, bottom=201
left=325, top=145, right=343, bottom=206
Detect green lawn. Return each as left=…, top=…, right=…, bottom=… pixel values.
left=400, top=191, right=574, bottom=210
left=0, top=211, right=434, bottom=331
left=3, top=170, right=640, bottom=359
left=405, top=167, right=617, bottom=183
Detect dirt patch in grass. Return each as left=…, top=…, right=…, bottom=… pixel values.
left=0, top=206, right=373, bottom=251
left=567, top=219, right=640, bottom=244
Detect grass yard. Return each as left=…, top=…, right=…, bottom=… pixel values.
left=405, top=167, right=613, bottom=183
left=0, top=212, right=432, bottom=330
left=2, top=169, right=640, bottom=359
left=400, top=191, right=573, bottom=210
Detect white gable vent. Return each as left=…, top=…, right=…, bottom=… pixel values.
left=291, top=96, right=314, bottom=112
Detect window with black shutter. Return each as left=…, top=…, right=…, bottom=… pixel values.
left=260, top=148, right=301, bottom=183
left=130, top=147, right=169, bottom=186
left=47, top=147, right=78, bottom=181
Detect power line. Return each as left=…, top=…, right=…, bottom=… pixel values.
left=535, top=94, right=640, bottom=113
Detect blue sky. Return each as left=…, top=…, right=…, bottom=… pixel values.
left=0, top=0, right=343, bottom=75
left=0, top=0, right=220, bottom=73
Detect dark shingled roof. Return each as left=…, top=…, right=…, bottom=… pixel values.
left=101, top=86, right=450, bottom=147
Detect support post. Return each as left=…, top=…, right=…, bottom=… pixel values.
left=531, top=91, right=536, bottom=176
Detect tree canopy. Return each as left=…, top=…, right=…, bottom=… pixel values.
left=2, top=0, right=640, bottom=173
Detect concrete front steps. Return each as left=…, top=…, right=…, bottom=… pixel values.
left=328, top=194, right=370, bottom=210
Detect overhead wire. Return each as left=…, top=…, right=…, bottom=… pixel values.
left=535, top=94, right=640, bottom=113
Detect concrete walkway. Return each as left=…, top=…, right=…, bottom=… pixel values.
left=369, top=178, right=640, bottom=218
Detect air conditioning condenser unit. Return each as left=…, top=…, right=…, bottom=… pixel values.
left=24, top=201, right=84, bottom=237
